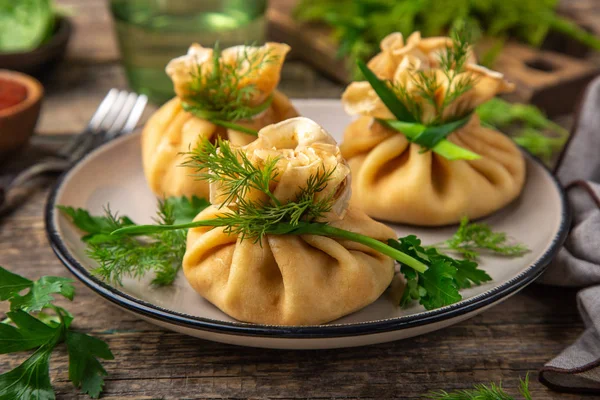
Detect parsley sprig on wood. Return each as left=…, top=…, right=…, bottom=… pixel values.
left=0, top=267, right=113, bottom=399
left=180, top=44, right=278, bottom=136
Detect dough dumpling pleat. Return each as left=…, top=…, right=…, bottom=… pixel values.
left=341, top=32, right=526, bottom=226
left=142, top=42, right=298, bottom=199
left=183, top=117, right=396, bottom=325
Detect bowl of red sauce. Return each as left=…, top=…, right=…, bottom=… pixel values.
left=0, top=70, right=43, bottom=156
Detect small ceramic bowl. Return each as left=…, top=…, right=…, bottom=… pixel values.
left=0, top=70, right=44, bottom=156
left=0, top=17, right=72, bottom=77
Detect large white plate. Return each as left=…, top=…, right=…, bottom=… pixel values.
left=46, top=100, right=569, bottom=349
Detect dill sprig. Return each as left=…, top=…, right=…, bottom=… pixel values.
left=426, top=375, right=532, bottom=400
left=185, top=137, right=281, bottom=207
left=431, top=217, right=529, bottom=261
left=181, top=43, right=279, bottom=135
left=88, top=200, right=187, bottom=286
left=58, top=197, right=210, bottom=286
left=185, top=137, right=335, bottom=242
left=358, top=57, right=479, bottom=160
left=391, top=29, right=476, bottom=124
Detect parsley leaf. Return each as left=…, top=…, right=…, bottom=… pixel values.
left=0, top=266, right=113, bottom=399
left=162, top=196, right=211, bottom=225
left=57, top=205, right=135, bottom=241
left=454, top=259, right=492, bottom=289
left=389, top=235, right=492, bottom=310
left=66, top=331, right=114, bottom=398
left=0, top=268, right=75, bottom=313
left=0, top=344, right=56, bottom=400
left=9, top=276, right=75, bottom=313
left=420, top=260, right=461, bottom=310
left=0, top=310, right=59, bottom=354
left=0, top=267, right=33, bottom=301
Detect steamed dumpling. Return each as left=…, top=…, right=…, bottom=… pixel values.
left=183, top=117, right=396, bottom=325
left=341, top=32, right=526, bottom=226
left=142, top=42, right=298, bottom=199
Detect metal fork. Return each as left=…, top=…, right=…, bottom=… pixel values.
left=0, top=89, right=148, bottom=217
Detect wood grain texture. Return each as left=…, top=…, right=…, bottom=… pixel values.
left=0, top=0, right=587, bottom=398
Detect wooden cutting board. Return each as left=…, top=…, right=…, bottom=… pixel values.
left=267, top=0, right=600, bottom=116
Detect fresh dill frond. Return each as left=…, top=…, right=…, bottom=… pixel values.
left=182, top=43, right=278, bottom=123
left=185, top=137, right=280, bottom=206
left=425, top=375, right=532, bottom=400
left=387, top=29, right=476, bottom=125
left=393, top=82, right=424, bottom=121
left=431, top=217, right=529, bottom=261
left=59, top=197, right=209, bottom=286
left=439, top=29, right=472, bottom=76
left=87, top=200, right=187, bottom=286
left=185, top=137, right=335, bottom=242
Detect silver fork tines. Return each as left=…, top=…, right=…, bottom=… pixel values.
left=70, top=90, right=148, bottom=161
left=0, top=89, right=148, bottom=218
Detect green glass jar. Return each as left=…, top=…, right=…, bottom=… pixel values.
left=110, top=0, right=267, bottom=104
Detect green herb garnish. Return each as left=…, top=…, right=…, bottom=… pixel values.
left=181, top=43, right=278, bottom=136
left=357, top=35, right=481, bottom=161
left=58, top=196, right=210, bottom=286
left=476, top=97, right=569, bottom=165
left=392, top=235, right=492, bottom=308
left=294, top=0, right=600, bottom=76
left=0, top=0, right=56, bottom=53
left=430, top=217, right=529, bottom=261
left=426, top=374, right=532, bottom=400
left=0, top=267, right=113, bottom=398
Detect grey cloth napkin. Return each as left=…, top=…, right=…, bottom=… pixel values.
left=538, top=76, right=600, bottom=394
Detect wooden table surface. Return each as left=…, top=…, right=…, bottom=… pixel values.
left=0, top=1, right=587, bottom=399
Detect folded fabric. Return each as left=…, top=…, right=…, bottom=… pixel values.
left=538, top=76, right=600, bottom=394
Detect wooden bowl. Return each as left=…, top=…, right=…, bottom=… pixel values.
left=0, top=71, right=44, bottom=155
left=0, top=17, right=72, bottom=78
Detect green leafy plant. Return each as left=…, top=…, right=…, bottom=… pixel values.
left=294, top=0, right=600, bottom=77
left=357, top=46, right=480, bottom=161
left=430, top=217, right=529, bottom=261
left=0, top=267, right=113, bottom=398
left=476, top=97, right=569, bottom=164
left=392, top=235, right=491, bottom=308
left=426, top=374, right=533, bottom=400
left=0, top=0, right=57, bottom=53
left=59, top=196, right=210, bottom=286
left=181, top=43, right=278, bottom=136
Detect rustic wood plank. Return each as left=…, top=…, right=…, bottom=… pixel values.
left=0, top=0, right=589, bottom=398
